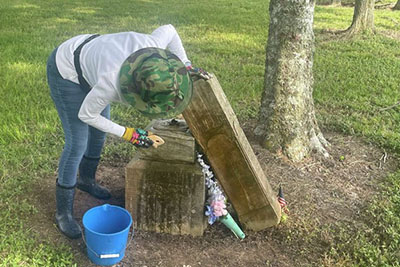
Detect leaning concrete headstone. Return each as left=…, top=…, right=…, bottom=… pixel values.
left=183, top=76, right=281, bottom=231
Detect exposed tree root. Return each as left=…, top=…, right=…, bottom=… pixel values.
left=310, top=130, right=330, bottom=159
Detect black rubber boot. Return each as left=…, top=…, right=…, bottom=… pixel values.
left=56, top=183, right=82, bottom=239
left=77, top=156, right=111, bottom=200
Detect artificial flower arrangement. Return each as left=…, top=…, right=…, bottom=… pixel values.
left=197, top=153, right=245, bottom=239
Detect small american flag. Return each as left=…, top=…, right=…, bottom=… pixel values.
left=278, top=185, right=289, bottom=214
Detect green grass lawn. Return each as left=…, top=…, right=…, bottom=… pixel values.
left=1, top=0, right=400, bottom=265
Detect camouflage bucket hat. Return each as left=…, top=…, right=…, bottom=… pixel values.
left=119, top=47, right=193, bottom=119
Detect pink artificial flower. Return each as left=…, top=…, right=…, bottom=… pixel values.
left=211, top=200, right=228, bottom=217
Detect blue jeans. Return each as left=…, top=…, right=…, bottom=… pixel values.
left=47, top=48, right=110, bottom=187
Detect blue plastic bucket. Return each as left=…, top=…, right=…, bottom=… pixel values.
left=82, top=204, right=133, bottom=266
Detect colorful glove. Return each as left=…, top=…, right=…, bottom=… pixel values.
left=123, top=127, right=154, bottom=148
left=186, top=65, right=211, bottom=80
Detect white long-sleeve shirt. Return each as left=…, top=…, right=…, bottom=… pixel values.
left=55, top=24, right=190, bottom=137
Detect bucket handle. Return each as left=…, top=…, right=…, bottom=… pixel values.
left=82, top=227, right=134, bottom=259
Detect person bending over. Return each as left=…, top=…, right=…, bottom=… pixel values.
left=46, top=24, right=208, bottom=239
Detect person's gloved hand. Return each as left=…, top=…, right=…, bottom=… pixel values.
left=123, top=127, right=154, bottom=148
left=186, top=65, right=211, bottom=80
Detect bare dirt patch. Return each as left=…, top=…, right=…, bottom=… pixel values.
left=32, top=125, right=398, bottom=266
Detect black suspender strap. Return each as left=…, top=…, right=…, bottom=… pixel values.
left=73, top=34, right=100, bottom=92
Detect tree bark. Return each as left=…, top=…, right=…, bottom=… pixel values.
left=255, top=0, right=329, bottom=162
left=346, top=0, right=375, bottom=35
left=394, top=0, right=400, bottom=10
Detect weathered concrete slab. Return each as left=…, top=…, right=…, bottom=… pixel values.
left=125, top=120, right=206, bottom=236
left=182, top=76, right=281, bottom=230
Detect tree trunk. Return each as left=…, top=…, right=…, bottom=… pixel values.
left=394, top=0, right=400, bottom=10
left=254, top=0, right=329, bottom=162
left=346, top=0, right=374, bottom=35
